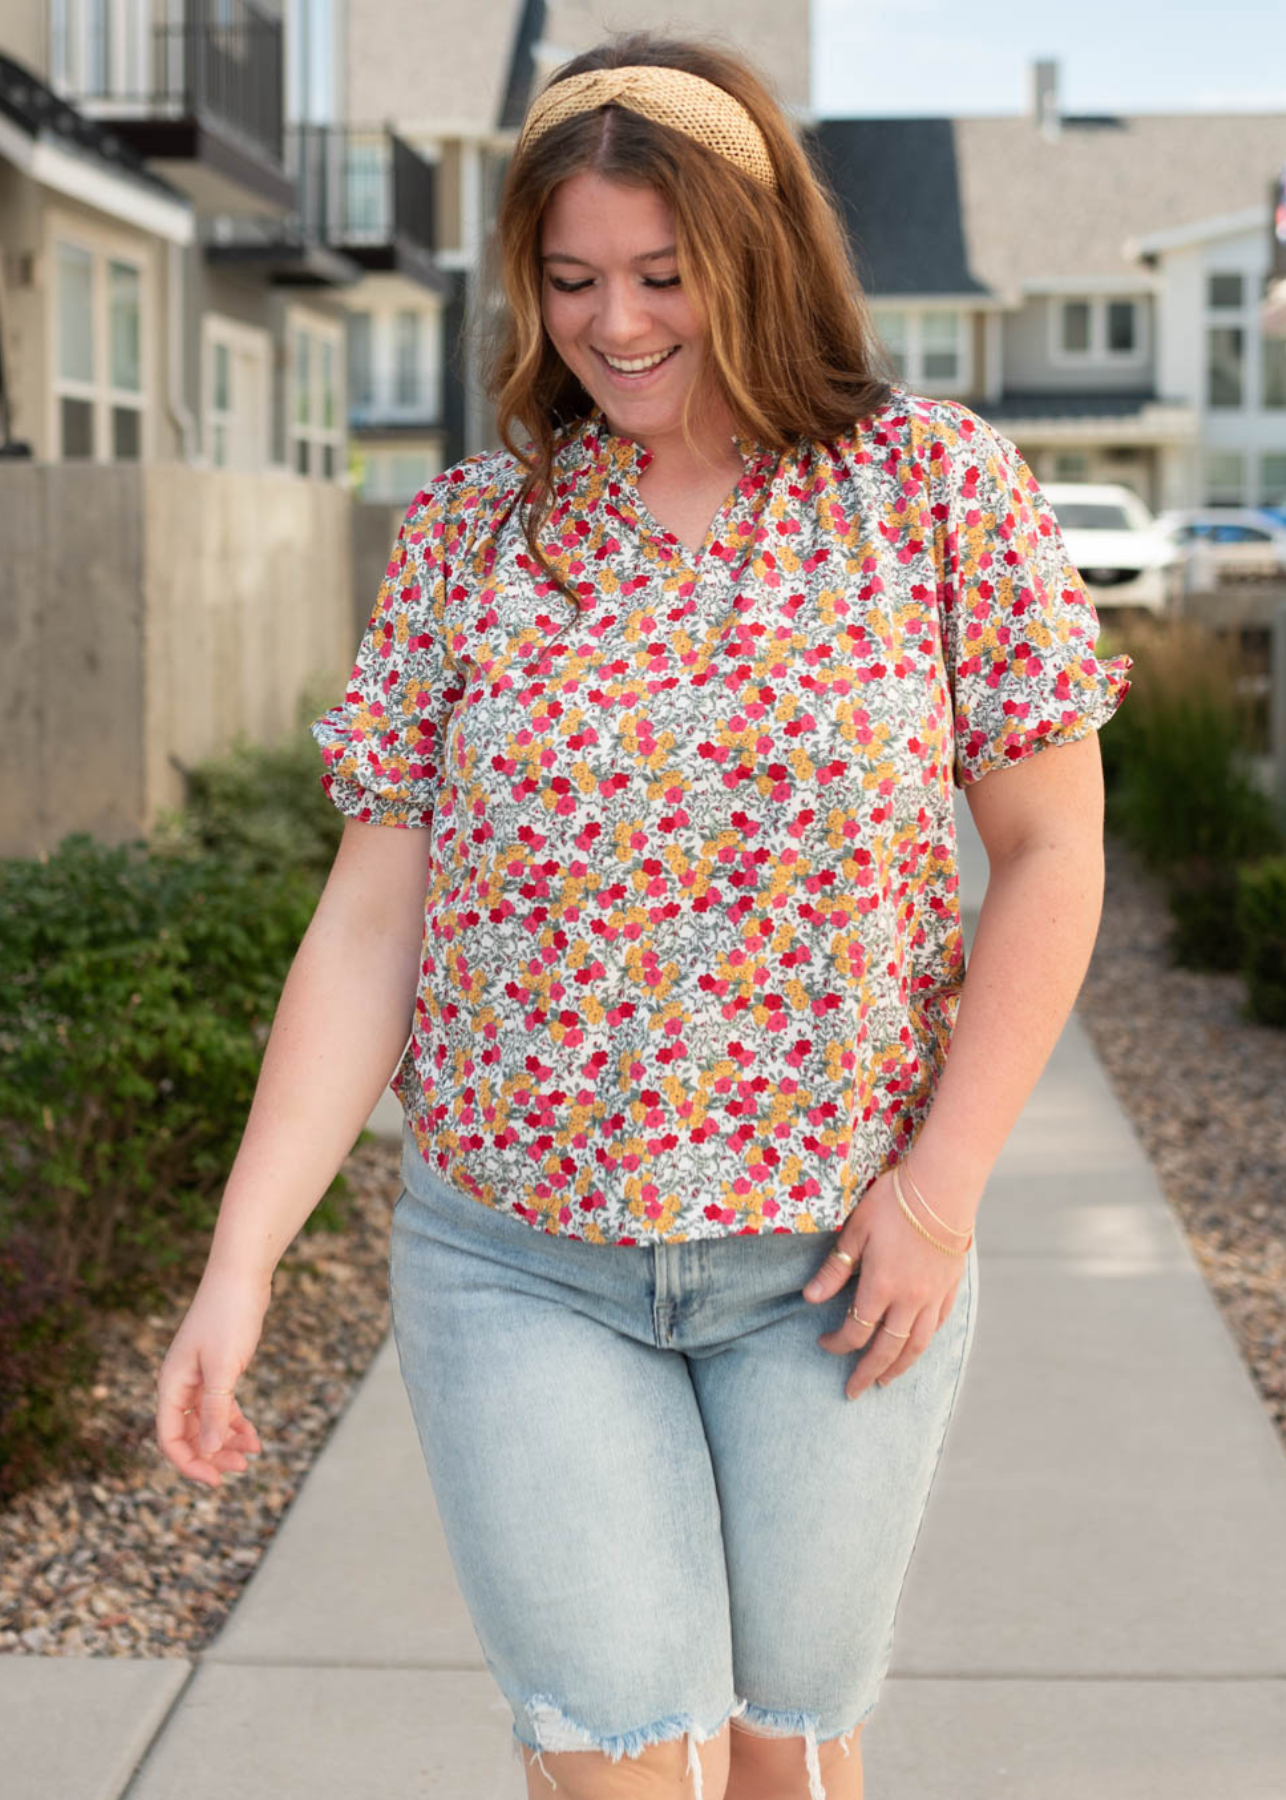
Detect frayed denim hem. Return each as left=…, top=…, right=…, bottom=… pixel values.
left=511, top=1692, right=750, bottom=1799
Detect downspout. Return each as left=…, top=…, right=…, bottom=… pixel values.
left=166, top=239, right=198, bottom=461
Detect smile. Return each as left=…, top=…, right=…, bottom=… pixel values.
left=595, top=345, right=680, bottom=376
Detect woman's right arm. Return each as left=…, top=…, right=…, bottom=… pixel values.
left=155, top=816, right=432, bottom=1486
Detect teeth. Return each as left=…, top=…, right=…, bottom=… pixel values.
left=602, top=347, right=675, bottom=373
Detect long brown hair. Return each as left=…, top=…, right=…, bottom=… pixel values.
left=470, top=29, right=896, bottom=609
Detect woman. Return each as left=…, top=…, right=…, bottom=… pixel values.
left=156, top=31, right=1130, bottom=1800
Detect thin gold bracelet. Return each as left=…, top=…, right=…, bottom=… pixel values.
left=892, top=1165, right=971, bottom=1257
left=904, top=1157, right=974, bottom=1239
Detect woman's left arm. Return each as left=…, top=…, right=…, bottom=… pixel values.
left=804, top=729, right=1107, bottom=1397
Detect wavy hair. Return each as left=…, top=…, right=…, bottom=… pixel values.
left=469, top=29, right=896, bottom=609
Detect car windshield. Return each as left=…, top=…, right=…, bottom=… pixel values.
left=1053, top=503, right=1135, bottom=531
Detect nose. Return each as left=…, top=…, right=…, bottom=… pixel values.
left=593, top=277, right=657, bottom=349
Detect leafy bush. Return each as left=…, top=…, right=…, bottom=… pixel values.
left=0, top=1228, right=100, bottom=1504
left=154, top=687, right=343, bottom=885
left=1104, top=620, right=1282, bottom=871
left=0, top=834, right=322, bottom=1307
left=1237, top=856, right=1286, bottom=1027
left=1102, top=619, right=1284, bottom=968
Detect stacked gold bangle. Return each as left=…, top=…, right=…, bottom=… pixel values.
left=891, top=1162, right=973, bottom=1256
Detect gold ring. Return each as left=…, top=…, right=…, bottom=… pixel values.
left=830, top=1248, right=854, bottom=1267
left=849, top=1311, right=878, bottom=1328
left=880, top=1326, right=912, bottom=1339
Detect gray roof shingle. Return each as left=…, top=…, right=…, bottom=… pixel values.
left=809, top=112, right=1286, bottom=297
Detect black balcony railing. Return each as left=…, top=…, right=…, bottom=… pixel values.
left=288, top=124, right=437, bottom=256
left=64, top=0, right=284, bottom=165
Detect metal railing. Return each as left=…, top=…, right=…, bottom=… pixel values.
left=62, top=0, right=284, bottom=164
left=287, top=124, right=437, bottom=253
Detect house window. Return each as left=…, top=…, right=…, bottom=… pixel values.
left=358, top=447, right=442, bottom=502
left=1208, top=271, right=1245, bottom=309
left=870, top=308, right=966, bottom=389
left=1207, top=326, right=1244, bottom=408
left=920, top=312, right=961, bottom=381
left=1052, top=296, right=1143, bottom=363
left=1262, top=453, right=1286, bottom=506
left=51, top=0, right=149, bottom=100
left=54, top=236, right=145, bottom=462
left=288, top=311, right=344, bottom=478
left=204, top=316, right=269, bottom=471
left=1204, top=450, right=1245, bottom=505
left=1106, top=301, right=1136, bottom=353
left=872, top=309, right=908, bottom=379
left=1061, top=300, right=1091, bottom=353
left=1053, top=451, right=1091, bottom=481
left=1263, top=334, right=1286, bottom=410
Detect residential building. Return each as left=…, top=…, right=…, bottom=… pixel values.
left=0, top=0, right=366, bottom=481
left=814, top=61, right=1286, bottom=513
left=0, top=1, right=361, bottom=855
left=331, top=0, right=811, bottom=498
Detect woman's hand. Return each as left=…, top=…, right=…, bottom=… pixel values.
left=155, top=1266, right=271, bottom=1488
left=802, top=1168, right=971, bottom=1400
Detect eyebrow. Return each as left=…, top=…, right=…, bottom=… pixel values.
left=539, top=245, right=678, bottom=266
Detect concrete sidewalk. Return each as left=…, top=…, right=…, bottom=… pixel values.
left=12, top=803, right=1286, bottom=1799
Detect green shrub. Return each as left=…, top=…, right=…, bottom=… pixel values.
left=1237, top=856, right=1286, bottom=1027
left=1167, top=860, right=1246, bottom=972
left=0, top=833, right=322, bottom=1308
left=1102, top=620, right=1284, bottom=966
left=0, top=1227, right=100, bottom=1504
left=155, top=689, right=343, bottom=885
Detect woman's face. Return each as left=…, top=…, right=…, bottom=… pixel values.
left=539, top=170, right=720, bottom=448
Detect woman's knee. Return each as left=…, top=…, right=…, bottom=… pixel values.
left=726, top=1718, right=864, bottom=1800
left=523, top=1720, right=733, bottom=1800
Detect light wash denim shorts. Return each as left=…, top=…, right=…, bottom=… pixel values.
left=389, top=1127, right=979, bottom=1800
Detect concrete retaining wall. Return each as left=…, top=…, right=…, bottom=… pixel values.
left=1, top=463, right=356, bottom=856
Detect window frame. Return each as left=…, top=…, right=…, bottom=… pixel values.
left=47, top=215, right=150, bottom=465
left=868, top=305, right=972, bottom=395
left=201, top=313, right=272, bottom=471
left=286, top=304, right=346, bottom=481
left=1047, top=295, right=1148, bottom=368
left=345, top=301, right=444, bottom=425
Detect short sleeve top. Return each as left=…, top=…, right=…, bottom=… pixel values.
left=311, top=388, right=1131, bottom=1244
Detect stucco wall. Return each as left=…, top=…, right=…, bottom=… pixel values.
left=1, top=465, right=357, bottom=857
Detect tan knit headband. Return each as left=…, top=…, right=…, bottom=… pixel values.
left=517, top=64, right=778, bottom=192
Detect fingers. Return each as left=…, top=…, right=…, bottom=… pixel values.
left=198, top=1379, right=237, bottom=1457
left=156, top=1375, right=260, bottom=1488
left=802, top=1223, right=867, bottom=1302
left=864, top=1308, right=937, bottom=1391
left=818, top=1270, right=927, bottom=1399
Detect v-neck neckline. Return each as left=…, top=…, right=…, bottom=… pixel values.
left=578, top=406, right=781, bottom=578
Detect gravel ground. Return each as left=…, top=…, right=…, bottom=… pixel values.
left=3, top=837, right=1283, bottom=1657
left=1075, top=836, right=1286, bottom=1447
left=0, top=1136, right=402, bottom=1657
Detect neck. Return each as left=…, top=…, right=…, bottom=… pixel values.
left=600, top=404, right=743, bottom=480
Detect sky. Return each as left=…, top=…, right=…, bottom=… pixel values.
left=813, top=0, right=1286, bottom=118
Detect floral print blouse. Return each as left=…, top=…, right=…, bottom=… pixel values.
left=311, top=389, right=1131, bottom=1245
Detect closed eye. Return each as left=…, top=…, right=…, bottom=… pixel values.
left=548, top=276, right=681, bottom=293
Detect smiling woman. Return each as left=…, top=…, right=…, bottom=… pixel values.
left=158, top=26, right=1130, bottom=1800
